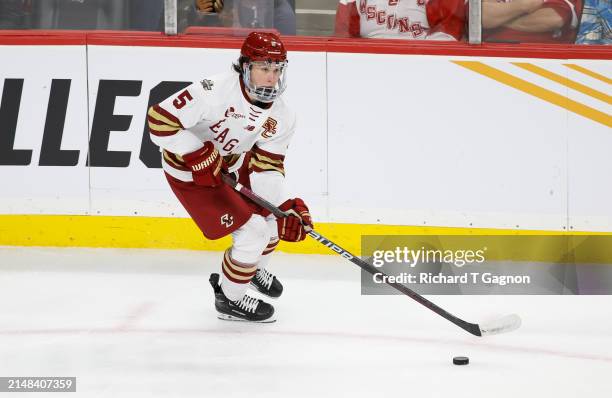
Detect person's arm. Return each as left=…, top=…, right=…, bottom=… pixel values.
left=482, top=0, right=544, bottom=29
left=273, top=0, right=296, bottom=35
left=148, top=82, right=226, bottom=187
left=335, top=0, right=361, bottom=38
left=147, top=82, right=209, bottom=156
left=250, top=112, right=313, bottom=242
left=248, top=109, right=296, bottom=204
left=426, top=0, right=467, bottom=40
left=504, top=7, right=565, bottom=31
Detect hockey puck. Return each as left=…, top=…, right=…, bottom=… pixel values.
left=453, top=356, right=469, bottom=365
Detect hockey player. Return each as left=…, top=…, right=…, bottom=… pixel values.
left=147, top=32, right=312, bottom=323
left=335, top=0, right=467, bottom=41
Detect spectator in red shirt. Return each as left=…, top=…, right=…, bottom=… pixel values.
left=482, top=0, right=582, bottom=43
left=335, top=0, right=467, bottom=41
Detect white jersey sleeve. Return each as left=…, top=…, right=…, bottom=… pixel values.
left=147, top=81, right=214, bottom=156
left=249, top=106, right=296, bottom=178
left=248, top=104, right=296, bottom=204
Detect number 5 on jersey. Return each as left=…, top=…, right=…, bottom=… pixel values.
left=173, top=90, right=193, bottom=109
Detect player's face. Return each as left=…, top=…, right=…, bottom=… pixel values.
left=249, top=62, right=284, bottom=88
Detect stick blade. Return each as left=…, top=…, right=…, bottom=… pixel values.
left=479, top=314, right=522, bottom=336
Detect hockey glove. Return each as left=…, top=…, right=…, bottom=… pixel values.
left=182, top=141, right=225, bottom=187
left=277, top=198, right=313, bottom=242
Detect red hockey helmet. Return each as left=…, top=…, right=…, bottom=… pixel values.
left=240, top=32, right=288, bottom=103
left=240, top=32, right=287, bottom=63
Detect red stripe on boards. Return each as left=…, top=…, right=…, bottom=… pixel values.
left=1, top=30, right=610, bottom=60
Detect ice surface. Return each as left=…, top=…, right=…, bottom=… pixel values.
left=0, top=247, right=611, bottom=397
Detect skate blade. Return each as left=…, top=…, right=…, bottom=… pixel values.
left=217, top=313, right=276, bottom=323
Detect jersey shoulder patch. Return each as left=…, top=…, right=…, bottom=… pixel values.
left=200, top=79, right=215, bottom=91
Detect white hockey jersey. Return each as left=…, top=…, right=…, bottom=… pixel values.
left=148, top=71, right=296, bottom=184
left=335, top=0, right=466, bottom=40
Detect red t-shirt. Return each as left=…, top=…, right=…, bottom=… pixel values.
left=334, top=0, right=467, bottom=41
left=483, top=0, right=582, bottom=43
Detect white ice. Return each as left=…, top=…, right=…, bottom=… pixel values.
left=1, top=247, right=611, bottom=398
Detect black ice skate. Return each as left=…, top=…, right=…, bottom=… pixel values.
left=209, top=273, right=275, bottom=323
left=250, top=268, right=284, bottom=298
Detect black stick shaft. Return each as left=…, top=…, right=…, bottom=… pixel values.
left=221, top=174, right=482, bottom=337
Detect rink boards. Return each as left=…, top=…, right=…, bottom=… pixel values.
left=0, top=34, right=611, bottom=252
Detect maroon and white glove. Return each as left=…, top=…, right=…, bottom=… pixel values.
left=182, top=141, right=225, bottom=187
left=277, top=198, right=313, bottom=242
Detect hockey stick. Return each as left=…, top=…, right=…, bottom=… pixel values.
left=221, top=174, right=521, bottom=337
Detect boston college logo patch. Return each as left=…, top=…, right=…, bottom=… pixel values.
left=220, top=213, right=234, bottom=228
left=261, top=117, right=278, bottom=138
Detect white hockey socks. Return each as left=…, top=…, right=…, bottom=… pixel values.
left=220, top=249, right=258, bottom=301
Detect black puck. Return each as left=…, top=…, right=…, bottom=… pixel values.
left=453, top=356, right=469, bottom=365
